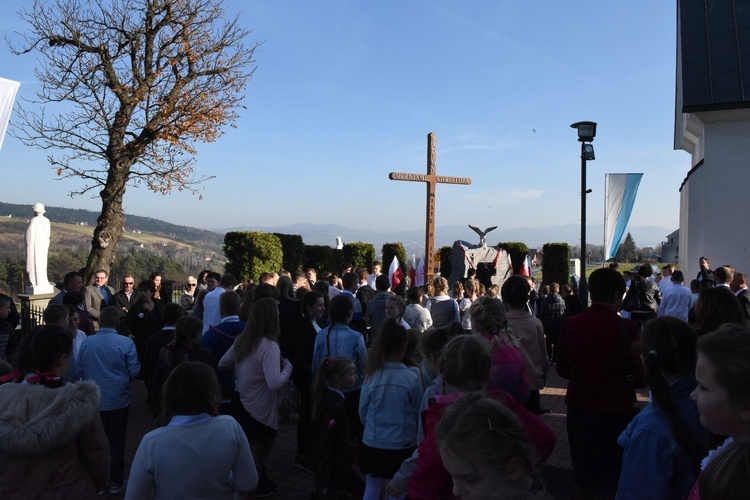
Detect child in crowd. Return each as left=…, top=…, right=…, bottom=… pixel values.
left=408, top=334, right=555, bottom=500
left=687, top=323, right=750, bottom=499
left=470, top=295, right=530, bottom=404
left=501, top=275, right=549, bottom=415
left=311, top=357, right=364, bottom=499
left=359, top=318, right=424, bottom=500
left=386, top=322, right=462, bottom=498
left=312, top=294, right=368, bottom=442
left=418, top=322, right=463, bottom=402
left=437, top=393, right=550, bottom=500
left=616, top=317, right=711, bottom=499
left=698, top=440, right=750, bottom=500
left=0, top=325, right=110, bottom=497
left=126, top=362, right=257, bottom=499
left=154, top=316, right=213, bottom=419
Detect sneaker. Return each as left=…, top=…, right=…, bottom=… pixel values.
left=97, top=487, right=107, bottom=496
left=294, top=455, right=315, bottom=474
left=109, top=480, right=127, bottom=494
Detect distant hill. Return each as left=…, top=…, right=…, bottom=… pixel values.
left=0, top=201, right=672, bottom=261
left=0, top=201, right=223, bottom=250
left=226, top=222, right=674, bottom=257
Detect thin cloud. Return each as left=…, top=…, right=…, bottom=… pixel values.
left=427, top=3, right=598, bottom=85
left=450, top=132, right=524, bottom=151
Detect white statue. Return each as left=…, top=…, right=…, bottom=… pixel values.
left=25, top=203, right=54, bottom=294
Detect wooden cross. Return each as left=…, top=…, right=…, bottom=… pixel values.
left=389, top=133, right=472, bottom=286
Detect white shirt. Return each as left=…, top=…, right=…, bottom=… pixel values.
left=657, top=283, right=692, bottom=323
left=202, top=287, right=226, bottom=335
left=367, top=273, right=380, bottom=289
left=660, top=276, right=672, bottom=290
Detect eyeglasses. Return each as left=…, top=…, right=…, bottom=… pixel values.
left=188, top=283, right=197, bottom=287
left=124, top=282, right=134, bottom=286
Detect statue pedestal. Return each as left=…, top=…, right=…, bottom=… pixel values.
left=19, top=292, right=58, bottom=333
left=25, top=284, right=55, bottom=295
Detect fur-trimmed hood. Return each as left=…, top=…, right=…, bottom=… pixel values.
left=0, top=381, right=101, bottom=455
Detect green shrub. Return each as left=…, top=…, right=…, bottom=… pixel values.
left=224, top=232, right=283, bottom=282
left=304, top=245, right=342, bottom=275
left=273, top=233, right=305, bottom=272
left=497, top=241, right=529, bottom=274
left=342, top=242, right=376, bottom=271
left=438, top=246, right=452, bottom=279
left=541, top=243, right=570, bottom=286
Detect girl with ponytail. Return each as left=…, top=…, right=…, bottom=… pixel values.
left=616, top=317, right=711, bottom=499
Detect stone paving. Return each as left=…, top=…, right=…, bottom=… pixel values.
left=101, top=365, right=648, bottom=500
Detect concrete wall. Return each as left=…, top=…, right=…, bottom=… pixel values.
left=680, top=119, right=750, bottom=278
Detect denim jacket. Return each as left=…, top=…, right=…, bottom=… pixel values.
left=616, top=377, right=712, bottom=500
left=359, top=362, right=423, bottom=450
left=311, top=323, right=367, bottom=391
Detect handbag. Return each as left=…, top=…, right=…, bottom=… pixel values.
left=622, top=282, right=642, bottom=312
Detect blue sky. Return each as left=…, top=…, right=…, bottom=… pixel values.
left=0, top=1, right=685, bottom=238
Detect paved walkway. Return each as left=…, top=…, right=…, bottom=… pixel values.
left=103, top=366, right=648, bottom=500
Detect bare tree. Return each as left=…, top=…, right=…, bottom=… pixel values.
left=9, top=0, right=257, bottom=281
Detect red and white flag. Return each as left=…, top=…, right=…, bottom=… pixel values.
left=389, top=256, right=404, bottom=290
left=507, top=252, right=514, bottom=274
left=458, top=241, right=476, bottom=269
left=415, top=255, right=425, bottom=287
left=493, top=247, right=503, bottom=269
left=520, top=255, right=532, bottom=277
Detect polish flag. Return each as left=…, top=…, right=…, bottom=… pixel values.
left=415, top=255, right=425, bottom=287
left=389, top=256, right=404, bottom=290
left=458, top=241, right=476, bottom=269
left=520, top=255, right=532, bottom=277
left=493, top=247, right=503, bottom=270
left=507, top=252, right=514, bottom=273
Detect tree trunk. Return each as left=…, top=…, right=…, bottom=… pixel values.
left=84, top=168, right=129, bottom=284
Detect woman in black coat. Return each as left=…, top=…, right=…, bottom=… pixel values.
left=623, top=264, right=661, bottom=326
left=284, top=290, right=326, bottom=470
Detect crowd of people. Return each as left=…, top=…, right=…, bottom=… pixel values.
left=0, top=256, right=749, bottom=499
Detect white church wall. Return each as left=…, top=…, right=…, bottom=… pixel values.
left=681, top=118, right=750, bottom=278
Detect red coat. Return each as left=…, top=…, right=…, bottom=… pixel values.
left=557, top=304, right=645, bottom=414
left=407, top=387, right=556, bottom=500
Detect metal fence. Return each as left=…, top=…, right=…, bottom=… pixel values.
left=21, top=300, right=45, bottom=334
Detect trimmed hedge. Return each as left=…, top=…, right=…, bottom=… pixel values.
left=224, top=232, right=283, bottom=282
left=438, top=246, right=452, bottom=279
left=273, top=233, right=305, bottom=272
left=541, top=243, right=570, bottom=286
left=304, top=245, right=342, bottom=275
left=497, top=241, right=529, bottom=274
left=342, top=242, right=376, bottom=271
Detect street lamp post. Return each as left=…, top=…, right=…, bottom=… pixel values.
left=570, top=121, right=596, bottom=310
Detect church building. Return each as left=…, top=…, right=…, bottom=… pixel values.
left=675, top=0, right=750, bottom=277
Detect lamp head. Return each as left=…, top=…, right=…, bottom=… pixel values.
left=582, top=143, right=595, bottom=160
left=571, top=121, right=597, bottom=142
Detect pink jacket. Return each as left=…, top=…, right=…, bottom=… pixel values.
left=219, top=337, right=292, bottom=430
left=408, top=387, right=556, bottom=500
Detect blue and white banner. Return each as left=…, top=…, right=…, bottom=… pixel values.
left=605, top=173, right=643, bottom=260
left=0, top=77, right=20, bottom=155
